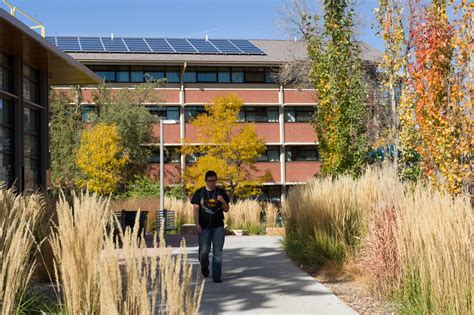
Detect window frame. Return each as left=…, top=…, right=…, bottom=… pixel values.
left=285, top=145, right=320, bottom=162
left=284, top=106, right=314, bottom=123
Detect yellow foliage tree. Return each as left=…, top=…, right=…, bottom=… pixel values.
left=76, top=124, right=129, bottom=194
left=182, top=95, right=269, bottom=199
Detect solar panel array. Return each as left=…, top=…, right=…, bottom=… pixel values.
left=46, top=36, right=265, bottom=55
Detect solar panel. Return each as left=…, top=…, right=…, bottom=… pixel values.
left=48, top=36, right=266, bottom=55
left=79, top=37, right=105, bottom=52
left=56, top=36, right=81, bottom=51
left=229, top=40, right=265, bottom=55
left=166, top=38, right=197, bottom=53
left=187, top=39, right=220, bottom=53
left=45, top=36, right=57, bottom=46
left=123, top=38, right=152, bottom=52
left=145, top=38, right=174, bottom=53
left=101, top=37, right=129, bottom=52
left=208, top=39, right=242, bottom=54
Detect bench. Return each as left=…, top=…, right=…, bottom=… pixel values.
left=155, top=209, right=176, bottom=232
left=112, top=210, right=148, bottom=238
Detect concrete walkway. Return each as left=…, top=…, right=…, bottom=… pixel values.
left=171, top=235, right=355, bottom=315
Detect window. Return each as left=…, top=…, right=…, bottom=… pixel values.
left=0, top=53, right=13, bottom=93
left=0, top=98, right=13, bottom=185
left=231, top=67, right=244, bottom=83
left=185, top=106, right=206, bottom=122
left=284, top=106, right=314, bottom=122
left=285, top=146, right=319, bottom=161
left=23, top=65, right=39, bottom=103
left=184, top=67, right=197, bottom=83
left=165, top=67, right=180, bottom=83
left=24, top=107, right=41, bottom=190
left=81, top=105, right=97, bottom=122
left=265, top=68, right=277, bottom=83
left=196, top=67, right=217, bottom=83
left=130, top=66, right=144, bottom=83
left=145, top=67, right=165, bottom=81
left=116, top=66, right=130, bottom=82
left=96, top=71, right=116, bottom=82
left=89, top=65, right=278, bottom=84
left=218, top=67, right=231, bottom=83
left=146, top=106, right=180, bottom=121
left=256, top=146, right=280, bottom=162
left=149, top=146, right=181, bottom=163
left=259, top=186, right=281, bottom=202
left=185, top=152, right=204, bottom=163
left=245, top=67, right=265, bottom=83
left=238, top=106, right=279, bottom=123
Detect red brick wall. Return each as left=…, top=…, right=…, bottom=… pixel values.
left=284, top=89, right=317, bottom=104
left=151, top=124, right=181, bottom=144
left=184, top=124, right=199, bottom=143
left=284, top=123, right=317, bottom=143
left=185, top=89, right=279, bottom=104
left=285, top=161, right=321, bottom=182
left=253, top=123, right=280, bottom=143
left=79, top=88, right=180, bottom=104
left=146, top=163, right=182, bottom=184
left=250, top=162, right=281, bottom=182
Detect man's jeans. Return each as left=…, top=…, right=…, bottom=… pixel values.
left=198, top=226, right=225, bottom=277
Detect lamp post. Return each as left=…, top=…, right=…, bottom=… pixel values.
left=158, top=117, right=177, bottom=231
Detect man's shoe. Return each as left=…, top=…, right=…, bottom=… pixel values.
left=201, top=267, right=209, bottom=278
left=212, top=276, right=222, bottom=283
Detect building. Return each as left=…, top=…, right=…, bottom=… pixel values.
left=0, top=9, right=100, bottom=192
left=47, top=36, right=381, bottom=201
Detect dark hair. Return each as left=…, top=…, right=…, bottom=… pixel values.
left=205, top=170, right=217, bottom=180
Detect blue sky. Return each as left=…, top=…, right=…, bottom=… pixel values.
left=10, top=0, right=384, bottom=51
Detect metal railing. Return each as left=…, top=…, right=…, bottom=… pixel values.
left=2, top=0, right=45, bottom=37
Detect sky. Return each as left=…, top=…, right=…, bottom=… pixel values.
left=9, top=0, right=384, bottom=51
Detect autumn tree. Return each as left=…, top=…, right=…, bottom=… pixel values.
left=304, top=0, right=368, bottom=176
left=76, top=123, right=129, bottom=194
left=92, top=81, right=161, bottom=183
left=402, top=0, right=472, bottom=194
left=181, top=95, right=268, bottom=200
left=49, top=87, right=83, bottom=190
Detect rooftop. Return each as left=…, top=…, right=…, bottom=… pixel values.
left=0, top=10, right=100, bottom=85
left=52, top=37, right=382, bottom=66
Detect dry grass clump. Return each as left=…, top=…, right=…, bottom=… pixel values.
left=283, top=165, right=472, bottom=313
left=359, top=204, right=401, bottom=298
left=50, top=191, right=111, bottom=313
left=225, top=199, right=264, bottom=234
left=394, top=185, right=471, bottom=314
left=0, top=188, right=44, bottom=314
left=51, top=192, right=202, bottom=314
left=99, top=226, right=202, bottom=314
left=264, top=202, right=279, bottom=228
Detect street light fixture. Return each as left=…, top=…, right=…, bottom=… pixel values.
left=158, top=117, right=177, bottom=231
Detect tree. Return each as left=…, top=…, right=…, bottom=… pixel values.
left=92, top=81, right=161, bottom=183
left=304, top=0, right=368, bottom=177
left=76, top=124, right=129, bottom=194
left=49, top=87, right=83, bottom=190
left=402, top=0, right=472, bottom=195
left=182, top=95, right=268, bottom=200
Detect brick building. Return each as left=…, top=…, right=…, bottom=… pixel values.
left=47, top=36, right=381, bottom=201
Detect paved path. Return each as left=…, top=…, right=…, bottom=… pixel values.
left=170, top=235, right=355, bottom=315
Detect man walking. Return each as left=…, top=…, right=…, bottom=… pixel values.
left=191, top=170, right=230, bottom=283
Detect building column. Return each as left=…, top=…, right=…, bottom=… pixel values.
left=12, top=55, right=23, bottom=192
left=279, top=84, right=286, bottom=202
left=179, top=82, right=185, bottom=182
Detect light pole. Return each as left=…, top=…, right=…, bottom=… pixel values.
left=158, top=117, right=176, bottom=231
